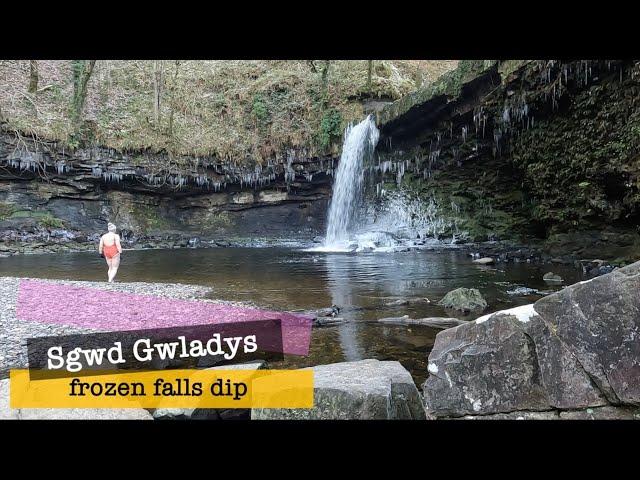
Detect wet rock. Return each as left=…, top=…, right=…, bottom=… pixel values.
left=579, top=259, right=617, bottom=278
left=542, top=272, right=563, bottom=283
left=438, top=287, right=487, bottom=313
left=423, top=261, right=640, bottom=418
left=49, top=229, right=76, bottom=240
left=595, top=265, right=615, bottom=276
left=312, top=236, right=324, bottom=243
left=472, top=257, right=494, bottom=265
left=251, top=359, right=426, bottom=420
left=378, top=315, right=466, bottom=330
left=298, top=305, right=340, bottom=320
left=384, top=297, right=431, bottom=307
left=346, top=242, right=359, bottom=253
left=506, top=286, right=539, bottom=296
left=313, top=316, right=349, bottom=327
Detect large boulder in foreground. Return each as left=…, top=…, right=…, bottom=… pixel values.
left=423, top=261, right=640, bottom=418
left=0, top=379, right=152, bottom=420
left=438, top=288, right=487, bottom=313
left=252, top=359, right=426, bottom=420
left=152, top=361, right=266, bottom=420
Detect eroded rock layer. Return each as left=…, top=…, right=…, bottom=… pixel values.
left=0, top=130, right=335, bottom=254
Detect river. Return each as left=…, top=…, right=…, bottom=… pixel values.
left=0, top=247, right=583, bottom=387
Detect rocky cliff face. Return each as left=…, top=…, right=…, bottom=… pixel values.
left=374, top=60, right=640, bottom=262
left=0, top=129, right=335, bottom=254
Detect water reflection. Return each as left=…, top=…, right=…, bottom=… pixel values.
left=325, top=253, right=363, bottom=361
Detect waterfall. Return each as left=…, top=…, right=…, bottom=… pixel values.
left=324, top=115, right=379, bottom=248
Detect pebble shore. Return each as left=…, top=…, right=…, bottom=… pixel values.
left=0, top=276, right=224, bottom=377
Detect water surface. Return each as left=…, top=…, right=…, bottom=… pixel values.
left=0, top=247, right=582, bottom=387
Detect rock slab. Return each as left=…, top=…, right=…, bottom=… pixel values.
left=0, top=378, right=153, bottom=420
left=252, top=359, right=426, bottom=420
left=423, top=261, right=640, bottom=418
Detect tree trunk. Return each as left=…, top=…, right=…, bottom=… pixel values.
left=153, top=60, right=164, bottom=126
left=28, top=60, right=38, bottom=94
left=167, top=60, right=181, bottom=138
left=321, top=60, right=331, bottom=107
left=71, top=60, right=96, bottom=132
left=415, top=63, right=423, bottom=89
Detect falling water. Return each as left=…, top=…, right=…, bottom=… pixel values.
left=324, top=115, right=380, bottom=248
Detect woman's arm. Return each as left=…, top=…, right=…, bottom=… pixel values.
left=98, top=236, right=103, bottom=254
left=115, top=234, right=122, bottom=254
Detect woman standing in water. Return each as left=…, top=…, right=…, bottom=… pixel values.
left=99, top=222, right=123, bottom=282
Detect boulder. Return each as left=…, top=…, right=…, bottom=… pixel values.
left=472, top=257, right=494, bottom=265
left=542, top=272, right=563, bottom=283
left=534, top=261, right=640, bottom=405
left=423, top=261, right=640, bottom=418
left=152, top=361, right=266, bottom=420
left=438, top=288, right=487, bottom=313
left=0, top=379, right=152, bottom=420
left=251, top=359, right=426, bottom=420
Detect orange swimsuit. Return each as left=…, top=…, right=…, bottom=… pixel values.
left=103, top=243, right=119, bottom=259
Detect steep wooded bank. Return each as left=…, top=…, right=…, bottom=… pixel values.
left=375, top=60, right=640, bottom=262
left=0, top=60, right=457, bottom=159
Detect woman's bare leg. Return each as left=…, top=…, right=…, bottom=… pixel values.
left=109, top=254, right=121, bottom=282
left=105, top=257, right=113, bottom=282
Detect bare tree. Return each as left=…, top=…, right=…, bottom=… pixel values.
left=167, top=60, right=181, bottom=138
left=320, top=60, right=331, bottom=106
left=415, top=63, right=423, bottom=89
left=367, top=60, right=373, bottom=94
left=71, top=60, right=96, bottom=134
left=28, top=60, right=39, bottom=94
left=152, top=60, right=164, bottom=126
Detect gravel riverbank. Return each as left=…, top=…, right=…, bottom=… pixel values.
left=0, top=277, right=222, bottom=377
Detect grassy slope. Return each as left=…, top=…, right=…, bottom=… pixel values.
left=0, top=60, right=457, bottom=161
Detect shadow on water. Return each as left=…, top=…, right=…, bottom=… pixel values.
left=0, top=247, right=583, bottom=387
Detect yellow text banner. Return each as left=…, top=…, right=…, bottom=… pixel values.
left=10, top=369, right=313, bottom=409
